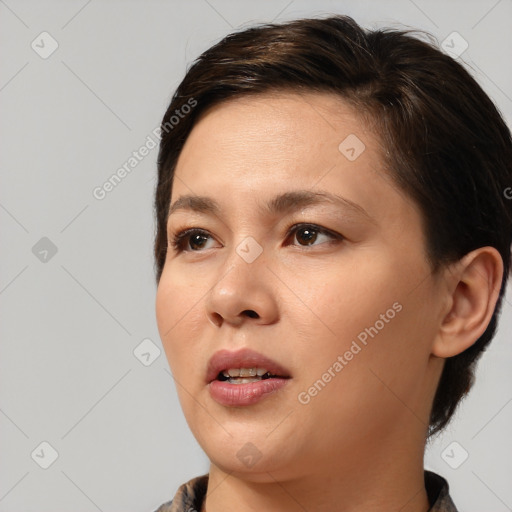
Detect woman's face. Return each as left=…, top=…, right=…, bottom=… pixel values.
left=156, top=91, right=446, bottom=479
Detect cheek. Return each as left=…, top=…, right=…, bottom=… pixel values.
left=155, top=271, right=204, bottom=372
left=292, top=256, right=397, bottom=340
left=291, top=253, right=430, bottom=390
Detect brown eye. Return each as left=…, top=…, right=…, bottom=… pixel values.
left=289, top=224, right=341, bottom=247
left=189, top=233, right=209, bottom=250
left=171, top=229, right=214, bottom=252
left=295, top=226, right=319, bottom=246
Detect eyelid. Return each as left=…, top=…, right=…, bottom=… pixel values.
left=284, top=222, right=343, bottom=243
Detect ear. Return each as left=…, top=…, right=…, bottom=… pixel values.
left=432, top=247, right=504, bottom=358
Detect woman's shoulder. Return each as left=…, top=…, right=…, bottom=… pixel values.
left=153, top=474, right=208, bottom=512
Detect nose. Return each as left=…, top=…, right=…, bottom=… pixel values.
left=205, top=248, right=279, bottom=328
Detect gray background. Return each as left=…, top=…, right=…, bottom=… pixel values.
left=1, top=0, right=511, bottom=511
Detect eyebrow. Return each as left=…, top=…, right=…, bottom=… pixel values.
left=167, top=190, right=374, bottom=223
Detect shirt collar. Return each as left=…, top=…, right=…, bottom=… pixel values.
left=155, top=470, right=458, bottom=512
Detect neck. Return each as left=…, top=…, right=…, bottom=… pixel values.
left=202, top=429, right=430, bottom=512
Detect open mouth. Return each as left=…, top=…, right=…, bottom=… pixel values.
left=207, top=350, right=291, bottom=406
left=216, top=368, right=285, bottom=384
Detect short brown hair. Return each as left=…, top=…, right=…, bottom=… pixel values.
left=154, top=14, right=512, bottom=435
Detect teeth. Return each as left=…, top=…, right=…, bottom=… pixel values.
left=229, top=377, right=262, bottom=384
left=222, top=367, right=269, bottom=378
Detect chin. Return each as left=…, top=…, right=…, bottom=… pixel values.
left=208, top=452, right=295, bottom=483
left=198, top=428, right=300, bottom=480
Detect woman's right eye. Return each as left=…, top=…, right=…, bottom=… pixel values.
left=170, top=228, right=217, bottom=252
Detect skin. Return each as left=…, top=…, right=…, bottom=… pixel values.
left=155, top=91, right=503, bottom=512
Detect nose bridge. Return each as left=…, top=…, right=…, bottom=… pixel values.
left=219, top=234, right=267, bottom=299
left=206, top=234, right=276, bottom=325
left=234, top=235, right=265, bottom=266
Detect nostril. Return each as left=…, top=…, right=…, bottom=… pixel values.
left=244, top=310, right=259, bottom=318
left=211, top=312, right=223, bottom=327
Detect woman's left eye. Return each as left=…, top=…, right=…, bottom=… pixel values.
left=287, top=224, right=341, bottom=247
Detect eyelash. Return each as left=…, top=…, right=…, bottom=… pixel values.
left=169, top=223, right=343, bottom=253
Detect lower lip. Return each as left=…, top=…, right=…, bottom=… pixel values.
left=209, top=378, right=289, bottom=406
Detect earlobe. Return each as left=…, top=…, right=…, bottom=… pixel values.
left=432, top=247, right=504, bottom=359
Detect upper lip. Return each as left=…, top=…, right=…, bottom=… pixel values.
left=206, top=348, right=291, bottom=384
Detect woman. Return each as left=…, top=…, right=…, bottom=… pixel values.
left=153, top=14, right=512, bottom=512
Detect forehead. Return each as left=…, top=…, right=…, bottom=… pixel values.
left=174, top=91, right=383, bottom=186
left=186, top=91, right=369, bottom=147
